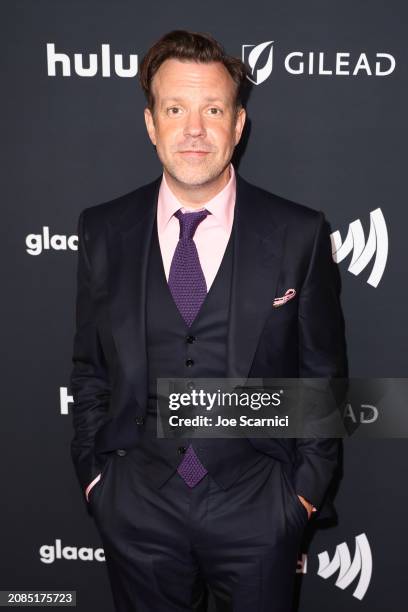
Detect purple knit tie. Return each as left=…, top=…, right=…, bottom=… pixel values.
left=168, top=208, right=211, bottom=327
left=169, top=208, right=210, bottom=487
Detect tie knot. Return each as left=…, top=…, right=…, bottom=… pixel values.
left=174, top=208, right=210, bottom=240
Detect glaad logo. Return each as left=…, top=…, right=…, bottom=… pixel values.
left=330, top=208, right=388, bottom=287
left=242, top=41, right=395, bottom=84
left=317, top=533, right=372, bottom=600
left=47, top=43, right=138, bottom=78
left=39, top=539, right=105, bottom=563
left=242, top=41, right=274, bottom=85
left=26, top=227, right=78, bottom=255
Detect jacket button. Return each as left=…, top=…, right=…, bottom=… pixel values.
left=186, top=335, right=196, bottom=343
left=185, top=359, right=194, bottom=367
left=178, top=446, right=187, bottom=454
left=116, top=449, right=127, bottom=456
left=186, top=381, right=195, bottom=391
left=135, top=416, right=144, bottom=425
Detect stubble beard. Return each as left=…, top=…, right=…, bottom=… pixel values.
left=163, top=155, right=229, bottom=190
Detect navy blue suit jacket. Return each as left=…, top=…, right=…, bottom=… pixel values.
left=70, top=172, right=348, bottom=520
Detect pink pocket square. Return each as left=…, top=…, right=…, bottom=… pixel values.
left=273, top=288, right=296, bottom=307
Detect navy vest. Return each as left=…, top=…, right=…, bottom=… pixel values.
left=131, top=211, right=263, bottom=489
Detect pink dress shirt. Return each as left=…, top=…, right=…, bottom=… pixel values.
left=156, top=163, right=236, bottom=290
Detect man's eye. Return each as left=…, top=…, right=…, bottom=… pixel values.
left=167, top=107, right=182, bottom=115
left=208, top=107, right=222, bottom=115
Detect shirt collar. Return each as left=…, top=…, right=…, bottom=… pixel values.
left=157, top=162, right=236, bottom=234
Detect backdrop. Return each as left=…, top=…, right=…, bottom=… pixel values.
left=1, top=0, right=407, bottom=610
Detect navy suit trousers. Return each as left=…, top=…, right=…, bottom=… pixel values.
left=89, top=450, right=308, bottom=612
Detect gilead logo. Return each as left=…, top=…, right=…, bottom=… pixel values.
left=39, top=539, right=105, bottom=563
left=242, top=40, right=396, bottom=84
left=242, top=41, right=274, bottom=85
left=47, top=43, right=138, bottom=77
left=285, top=51, right=395, bottom=76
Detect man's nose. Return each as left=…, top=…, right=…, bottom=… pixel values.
left=183, top=110, right=206, bottom=138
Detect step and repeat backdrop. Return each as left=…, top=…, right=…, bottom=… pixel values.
left=2, top=0, right=407, bottom=610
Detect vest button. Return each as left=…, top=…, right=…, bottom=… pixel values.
left=178, top=446, right=187, bottom=454
left=186, top=381, right=195, bottom=391
left=185, top=359, right=194, bottom=367
left=116, top=449, right=127, bottom=456
left=186, top=335, right=196, bottom=343
left=134, top=416, right=144, bottom=425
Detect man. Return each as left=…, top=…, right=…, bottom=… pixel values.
left=70, top=30, right=347, bottom=612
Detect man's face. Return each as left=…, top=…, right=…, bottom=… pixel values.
left=144, top=59, right=246, bottom=187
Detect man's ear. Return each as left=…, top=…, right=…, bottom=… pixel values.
left=234, top=106, right=246, bottom=146
left=144, top=107, right=157, bottom=146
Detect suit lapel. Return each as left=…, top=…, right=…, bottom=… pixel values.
left=106, top=172, right=286, bottom=411
left=226, top=174, right=286, bottom=378
left=106, top=176, right=161, bottom=412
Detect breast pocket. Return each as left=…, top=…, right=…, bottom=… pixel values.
left=250, top=298, right=299, bottom=376
left=267, top=294, right=298, bottom=326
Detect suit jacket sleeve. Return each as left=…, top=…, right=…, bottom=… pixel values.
left=70, top=209, right=111, bottom=507
left=294, top=210, right=348, bottom=510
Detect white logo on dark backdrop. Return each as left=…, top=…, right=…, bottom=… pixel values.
left=47, top=43, right=138, bottom=78
left=343, top=403, right=379, bottom=424
left=46, top=41, right=395, bottom=81
left=39, top=539, right=105, bottom=563
left=331, top=208, right=388, bottom=287
left=26, top=227, right=78, bottom=255
left=60, top=387, right=73, bottom=415
left=317, top=533, right=372, bottom=600
left=242, top=41, right=274, bottom=85
left=242, top=41, right=396, bottom=83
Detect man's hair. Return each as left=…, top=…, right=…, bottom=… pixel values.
left=138, top=30, right=249, bottom=115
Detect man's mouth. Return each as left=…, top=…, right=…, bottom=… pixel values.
left=178, top=150, right=210, bottom=157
